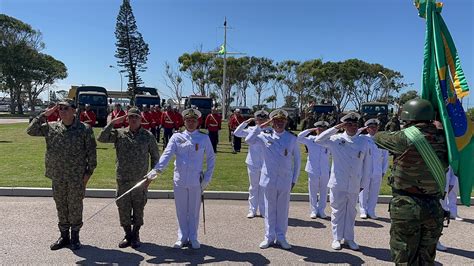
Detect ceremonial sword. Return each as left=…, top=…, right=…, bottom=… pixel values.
left=85, top=175, right=152, bottom=222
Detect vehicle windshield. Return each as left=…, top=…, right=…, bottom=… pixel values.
left=136, top=97, right=161, bottom=106
left=239, top=108, right=251, bottom=115
left=313, top=105, right=335, bottom=114
left=362, top=105, right=387, bottom=114
left=190, top=98, right=212, bottom=109
left=78, top=94, right=107, bottom=105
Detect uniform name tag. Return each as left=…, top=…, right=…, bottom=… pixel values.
left=195, top=144, right=199, bottom=151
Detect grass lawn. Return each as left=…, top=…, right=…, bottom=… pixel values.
left=0, top=121, right=393, bottom=194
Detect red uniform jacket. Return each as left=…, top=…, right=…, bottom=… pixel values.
left=229, top=114, right=244, bottom=130
left=141, top=111, right=155, bottom=130
left=205, top=113, right=222, bottom=132
left=161, top=111, right=176, bottom=129
left=80, top=110, right=96, bottom=127
left=174, top=112, right=184, bottom=130
left=151, top=110, right=162, bottom=127
left=111, top=109, right=126, bottom=128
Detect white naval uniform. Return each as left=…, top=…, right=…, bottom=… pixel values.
left=313, top=127, right=370, bottom=241
left=441, top=166, right=459, bottom=217
left=153, top=130, right=216, bottom=242
left=297, top=129, right=331, bottom=216
left=234, top=122, right=268, bottom=216
left=358, top=134, right=389, bottom=217
left=245, top=127, right=301, bottom=242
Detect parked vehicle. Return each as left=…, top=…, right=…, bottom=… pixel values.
left=68, top=86, right=108, bottom=126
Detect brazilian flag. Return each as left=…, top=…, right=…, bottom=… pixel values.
left=415, top=0, right=474, bottom=205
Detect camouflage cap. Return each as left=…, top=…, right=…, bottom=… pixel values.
left=340, top=112, right=361, bottom=122
left=364, top=118, right=380, bottom=127
left=58, top=98, right=76, bottom=108
left=182, top=108, right=202, bottom=119
left=314, top=121, right=330, bottom=127
left=269, top=109, right=288, bottom=119
left=127, top=107, right=141, bottom=117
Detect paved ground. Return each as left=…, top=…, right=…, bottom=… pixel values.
left=1, top=197, right=473, bottom=265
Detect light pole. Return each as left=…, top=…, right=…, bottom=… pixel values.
left=378, top=71, right=389, bottom=102
left=109, top=65, right=123, bottom=96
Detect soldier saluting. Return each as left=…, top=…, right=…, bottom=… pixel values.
left=27, top=99, right=97, bottom=251
left=97, top=107, right=160, bottom=248
left=373, top=99, right=448, bottom=264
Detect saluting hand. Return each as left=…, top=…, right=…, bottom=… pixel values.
left=111, top=115, right=127, bottom=125
left=335, top=122, right=346, bottom=130
left=245, top=118, right=255, bottom=124
left=260, top=118, right=273, bottom=128
left=43, top=105, right=58, bottom=117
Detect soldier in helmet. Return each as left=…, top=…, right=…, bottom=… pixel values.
left=373, top=99, right=448, bottom=264
left=97, top=107, right=160, bottom=249
left=385, top=114, right=401, bottom=132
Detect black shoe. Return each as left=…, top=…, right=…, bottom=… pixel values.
left=50, top=230, right=70, bottom=250
left=70, top=230, right=81, bottom=250
left=131, top=225, right=141, bottom=248
left=118, top=225, right=132, bottom=248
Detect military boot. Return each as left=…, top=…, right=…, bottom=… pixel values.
left=118, top=225, right=132, bottom=248
left=50, top=230, right=70, bottom=250
left=70, top=230, right=81, bottom=250
left=131, top=225, right=141, bottom=248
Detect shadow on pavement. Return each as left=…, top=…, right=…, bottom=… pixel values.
left=374, top=217, right=391, bottom=223
left=459, top=218, right=474, bottom=224
left=289, top=244, right=365, bottom=264
left=288, top=217, right=326, bottom=229
left=73, top=245, right=144, bottom=264
left=359, top=245, right=391, bottom=262
left=140, top=242, right=270, bottom=265
left=442, top=247, right=474, bottom=259
left=355, top=220, right=384, bottom=228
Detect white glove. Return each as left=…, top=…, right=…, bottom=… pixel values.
left=146, top=169, right=159, bottom=180
left=200, top=179, right=209, bottom=191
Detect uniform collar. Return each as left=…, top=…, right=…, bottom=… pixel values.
left=185, top=129, right=198, bottom=136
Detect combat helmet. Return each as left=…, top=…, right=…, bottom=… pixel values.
left=400, top=98, right=434, bottom=121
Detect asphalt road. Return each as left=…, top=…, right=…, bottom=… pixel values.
left=1, top=197, right=473, bottom=265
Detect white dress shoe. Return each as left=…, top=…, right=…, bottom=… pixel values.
left=436, top=242, right=448, bottom=251
left=310, top=212, right=317, bottom=219
left=331, top=240, right=342, bottom=250
left=173, top=240, right=186, bottom=249
left=360, top=213, right=368, bottom=219
left=276, top=239, right=292, bottom=250
left=454, top=216, right=464, bottom=221
left=190, top=239, right=201, bottom=249
left=346, top=240, right=359, bottom=251
left=247, top=212, right=256, bottom=219
left=259, top=239, right=272, bottom=249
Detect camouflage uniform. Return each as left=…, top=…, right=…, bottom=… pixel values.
left=97, top=123, right=160, bottom=227
left=26, top=115, right=97, bottom=231
left=374, top=123, right=448, bottom=265
left=385, top=118, right=401, bottom=132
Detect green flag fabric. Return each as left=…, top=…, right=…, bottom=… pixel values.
left=415, top=0, right=474, bottom=206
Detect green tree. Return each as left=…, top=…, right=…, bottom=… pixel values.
left=264, top=95, right=277, bottom=108
left=178, top=51, right=214, bottom=96
left=0, top=14, right=44, bottom=114
left=114, top=0, right=149, bottom=103
left=249, top=57, right=276, bottom=107
left=397, top=90, right=419, bottom=105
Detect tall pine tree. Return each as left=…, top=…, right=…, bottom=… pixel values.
left=114, top=0, right=149, bottom=103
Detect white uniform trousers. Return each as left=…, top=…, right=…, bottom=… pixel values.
left=441, top=187, right=459, bottom=217
left=330, top=189, right=358, bottom=241
left=263, top=187, right=290, bottom=242
left=308, top=173, right=329, bottom=215
left=247, top=165, right=265, bottom=215
left=358, top=175, right=382, bottom=216
left=174, top=185, right=201, bottom=242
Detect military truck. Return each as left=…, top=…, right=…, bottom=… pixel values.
left=361, top=101, right=390, bottom=130
left=183, top=95, right=214, bottom=127
left=282, top=107, right=300, bottom=131
left=68, top=86, right=108, bottom=126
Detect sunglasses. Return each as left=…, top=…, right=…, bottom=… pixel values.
left=59, top=106, right=70, bottom=111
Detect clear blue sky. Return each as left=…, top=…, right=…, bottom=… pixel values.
left=1, top=0, right=473, bottom=108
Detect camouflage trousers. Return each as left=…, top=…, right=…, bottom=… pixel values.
left=52, top=178, right=85, bottom=231
left=389, top=193, right=444, bottom=265
left=116, top=180, right=148, bottom=227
